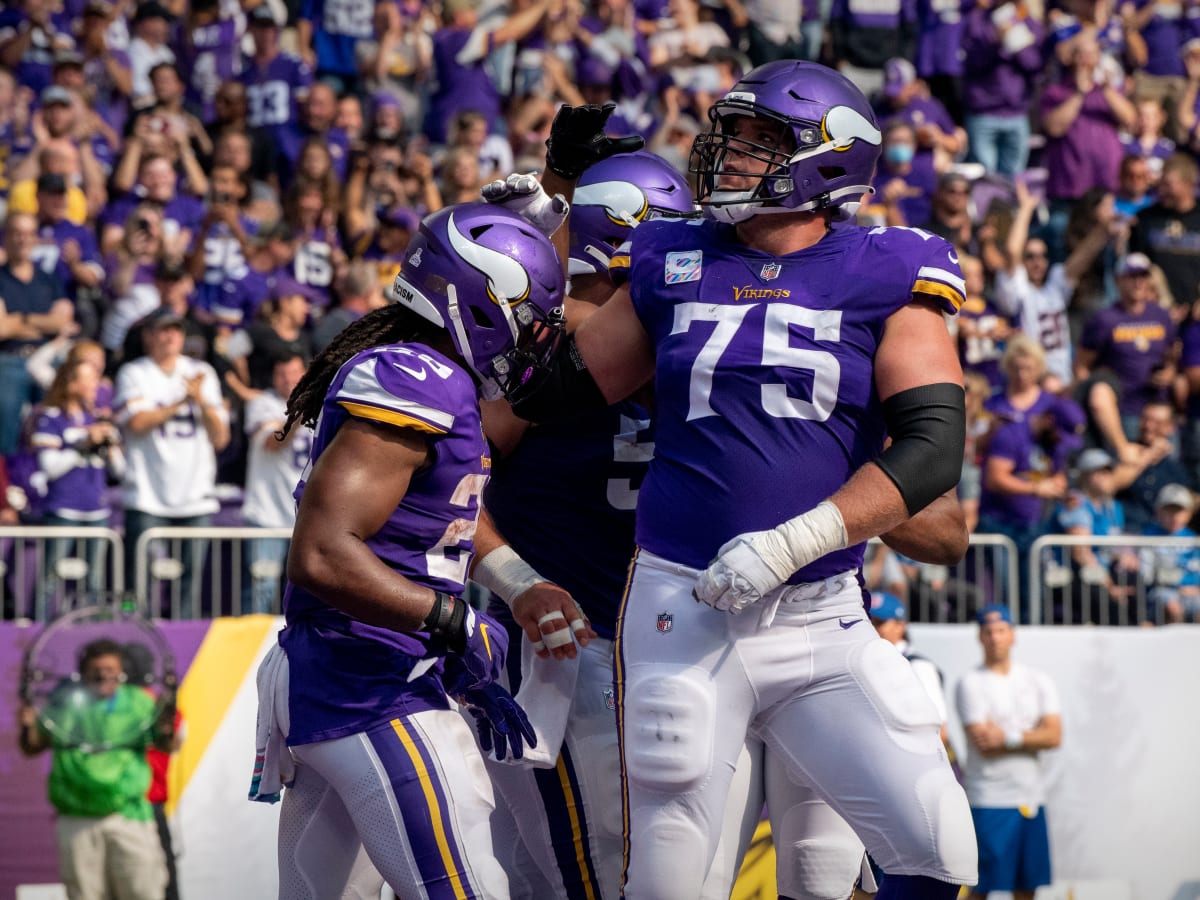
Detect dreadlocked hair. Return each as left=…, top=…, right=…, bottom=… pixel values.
left=281, top=304, right=444, bottom=436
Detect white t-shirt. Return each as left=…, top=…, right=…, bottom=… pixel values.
left=114, top=355, right=228, bottom=517
left=993, top=263, right=1074, bottom=386
left=955, top=661, right=1061, bottom=809
left=241, top=390, right=311, bottom=529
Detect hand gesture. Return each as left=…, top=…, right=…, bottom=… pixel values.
left=481, top=172, right=569, bottom=238
left=511, top=581, right=594, bottom=660
left=441, top=606, right=508, bottom=696
left=460, top=683, right=537, bottom=761
left=60, top=239, right=81, bottom=266
left=544, top=103, right=645, bottom=180
left=184, top=373, right=205, bottom=404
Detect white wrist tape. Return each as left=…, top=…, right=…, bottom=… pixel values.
left=767, top=501, right=851, bottom=579
left=472, top=545, right=544, bottom=607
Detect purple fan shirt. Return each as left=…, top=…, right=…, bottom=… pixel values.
left=183, top=19, right=242, bottom=122
left=916, top=0, right=968, bottom=77
left=1041, top=80, right=1124, bottom=200
left=240, top=53, right=314, bottom=129
left=425, top=28, right=501, bottom=145
left=281, top=343, right=489, bottom=746
left=1080, top=302, right=1176, bottom=415
left=958, top=295, right=1010, bottom=391
left=32, top=219, right=102, bottom=298
left=83, top=48, right=132, bottom=135
left=272, top=123, right=350, bottom=186
left=29, top=406, right=109, bottom=520
left=211, top=264, right=285, bottom=327
left=1181, top=319, right=1200, bottom=419
left=102, top=191, right=206, bottom=251
left=196, top=215, right=260, bottom=313
left=984, top=387, right=1056, bottom=428
left=626, top=218, right=964, bottom=583
left=980, top=418, right=1067, bottom=527
left=961, top=8, right=1044, bottom=117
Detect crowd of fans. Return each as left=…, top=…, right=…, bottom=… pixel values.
left=1, top=0, right=1200, bottom=625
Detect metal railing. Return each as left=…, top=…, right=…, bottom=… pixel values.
left=0, top=526, right=124, bottom=621
left=135, top=526, right=294, bottom=619
left=1028, top=533, right=1200, bottom=626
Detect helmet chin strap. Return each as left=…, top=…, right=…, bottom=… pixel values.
left=447, top=282, right=499, bottom=397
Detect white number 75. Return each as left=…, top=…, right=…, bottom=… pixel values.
left=671, top=302, right=843, bottom=422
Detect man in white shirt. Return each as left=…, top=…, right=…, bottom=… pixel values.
left=240, top=352, right=310, bottom=613
left=115, top=306, right=229, bottom=616
left=955, top=604, right=1062, bottom=900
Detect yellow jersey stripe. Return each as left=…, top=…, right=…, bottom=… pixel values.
left=555, top=754, right=600, bottom=900
left=391, top=719, right=470, bottom=900
left=338, top=401, right=448, bottom=434
left=614, top=547, right=640, bottom=894
left=912, top=279, right=965, bottom=312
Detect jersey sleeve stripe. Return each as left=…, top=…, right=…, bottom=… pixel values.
left=917, top=265, right=966, bottom=295
left=337, top=401, right=449, bottom=434
left=912, top=279, right=965, bottom=312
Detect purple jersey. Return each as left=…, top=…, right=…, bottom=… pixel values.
left=183, top=19, right=242, bottom=121
left=103, top=192, right=206, bottom=250
left=1079, top=302, right=1176, bottom=415
left=626, top=218, right=964, bottom=582
left=240, top=53, right=314, bottom=129
left=29, top=406, right=109, bottom=520
left=272, top=123, right=350, bottom=187
left=980, top=418, right=1064, bottom=527
left=281, top=343, right=490, bottom=746
left=485, top=401, right=652, bottom=639
left=292, top=225, right=341, bottom=302
left=83, top=47, right=132, bottom=135
left=196, top=215, right=260, bottom=313
left=211, top=264, right=283, bottom=326
left=983, top=387, right=1056, bottom=427
left=957, top=295, right=1009, bottom=391
left=32, top=219, right=102, bottom=298
left=425, top=28, right=501, bottom=145
left=915, top=0, right=968, bottom=77
left=1182, top=319, right=1200, bottom=419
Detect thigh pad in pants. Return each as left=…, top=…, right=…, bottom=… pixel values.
left=624, top=665, right=715, bottom=793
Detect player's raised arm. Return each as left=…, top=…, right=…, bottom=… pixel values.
left=287, top=417, right=442, bottom=632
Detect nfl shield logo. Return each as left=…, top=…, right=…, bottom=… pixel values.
left=603, top=688, right=615, bottom=711
left=656, top=613, right=673, bottom=634
left=760, top=262, right=781, bottom=282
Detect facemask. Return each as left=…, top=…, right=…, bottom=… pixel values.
left=885, top=145, right=914, bottom=166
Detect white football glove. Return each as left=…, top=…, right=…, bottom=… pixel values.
left=693, top=501, right=850, bottom=613
left=480, top=172, right=569, bottom=238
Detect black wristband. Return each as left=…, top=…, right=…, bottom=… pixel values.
left=423, top=591, right=467, bottom=651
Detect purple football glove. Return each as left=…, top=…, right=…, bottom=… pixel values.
left=442, top=606, right=508, bottom=697
left=461, top=683, right=537, bottom=761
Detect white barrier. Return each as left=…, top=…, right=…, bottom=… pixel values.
left=0, top=526, right=124, bottom=620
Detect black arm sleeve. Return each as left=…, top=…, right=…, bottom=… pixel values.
left=874, top=382, right=966, bottom=516
left=508, top=332, right=610, bottom=423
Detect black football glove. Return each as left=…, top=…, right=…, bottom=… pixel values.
left=544, top=103, right=645, bottom=180
left=461, top=683, right=537, bottom=761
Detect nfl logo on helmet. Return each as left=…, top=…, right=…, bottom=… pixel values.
left=760, top=262, right=781, bottom=282
left=656, top=613, right=673, bottom=633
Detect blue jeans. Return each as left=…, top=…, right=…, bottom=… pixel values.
left=0, top=352, right=36, bottom=456
left=43, top=513, right=113, bottom=603
left=965, top=112, right=1031, bottom=177
left=243, top=535, right=289, bottom=614
left=124, top=509, right=212, bottom=618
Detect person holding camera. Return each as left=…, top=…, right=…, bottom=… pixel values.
left=29, top=356, right=123, bottom=598
left=100, top=204, right=171, bottom=356
left=186, top=164, right=257, bottom=318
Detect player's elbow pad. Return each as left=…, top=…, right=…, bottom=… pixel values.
left=875, top=382, right=966, bottom=517
left=509, top=332, right=609, bottom=423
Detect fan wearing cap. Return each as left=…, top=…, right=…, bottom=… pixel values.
left=6, top=125, right=94, bottom=227
left=1054, top=447, right=1144, bottom=622
left=875, top=58, right=965, bottom=169
left=239, top=3, right=314, bottom=130
left=956, top=604, right=1061, bottom=900
left=114, top=299, right=229, bottom=615
left=29, top=171, right=104, bottom=301
left=1074, top=251, right=1177, bottom=441
left=1140, top=483, right=1200, bottom=623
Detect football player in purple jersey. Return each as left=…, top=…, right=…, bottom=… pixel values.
left=256, top=202, right=581, bottom=899
left=510, top=64, right=978, bottom=900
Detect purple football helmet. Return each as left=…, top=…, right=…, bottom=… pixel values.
left=568, top=150, right=698, bottom=281
left=393, top=202, right=565, bottom=401
left=690, top=61, right=882, bottom=224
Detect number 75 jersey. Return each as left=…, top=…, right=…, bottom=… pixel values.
left=627, top=218, right=964, bottom=583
